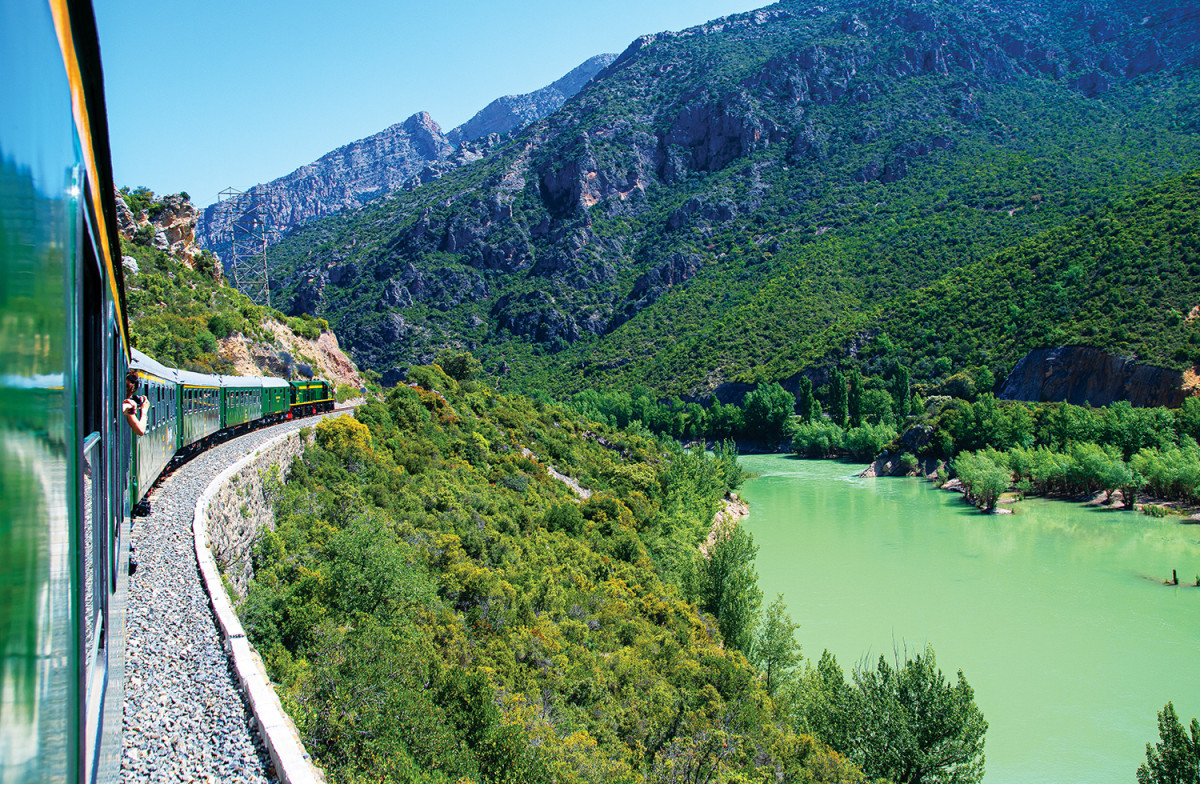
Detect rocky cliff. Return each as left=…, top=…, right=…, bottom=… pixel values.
left=197, top=111, right=454, bottom=258
left=117, top=190, right=212, bottom=273
left=196, top=55, right=616, bottom=256
left=218, top=320, right=364, bottom=392
left=999, top=346, right=1187, bottom=408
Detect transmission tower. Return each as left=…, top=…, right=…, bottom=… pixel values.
left=215, top=187, right=279, bottom=308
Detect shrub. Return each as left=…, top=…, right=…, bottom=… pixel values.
left=790, top=420, right=844, bottom=458
left=954, top=451, right=1011, bottom=511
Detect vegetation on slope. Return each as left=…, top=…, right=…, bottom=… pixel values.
left=849, top=169, right=1200, bottom=382
left=122, top=238, right=257, bottom=373
left=239, top=359, right=987, bottom=782
left=121, top=191, right=347, bottom=378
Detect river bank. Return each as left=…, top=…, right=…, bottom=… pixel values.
left=737, top=455, right=1200, bottom=783
left=700, top=492, right=751, bottom=557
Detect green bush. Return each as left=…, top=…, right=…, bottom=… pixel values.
left=790, top=420, right=845, bottom=458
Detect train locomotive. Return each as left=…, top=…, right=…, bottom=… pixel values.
left=0, top=2, right=333, bottom=781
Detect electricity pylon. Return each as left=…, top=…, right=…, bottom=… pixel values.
left=215, top=187, right=279, bottom=308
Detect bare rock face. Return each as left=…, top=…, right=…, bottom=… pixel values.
left=199, top=111, right=454, bottom=256
left=663, top=91, right=785, bottom=176
left=198, top=55, right=617, bottom=254
left=115, top=196, right=137, bottom=236
left=115, top=190, right=210, bottom=273
left=999, top=345, right=1186, bottom=408
left=446, top=54, right=616, bottom=146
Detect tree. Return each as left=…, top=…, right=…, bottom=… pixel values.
left=435, top=350, right=482, bottom=382
left=742, top=382, right=795, bottom=443
left=702, top=525, right=762, bottom=654
left=954, top=451, right=1011, bottom=511
left=797, top=377, right=819, bottom=423
left=1178, top=398, right=1200, bottom=443
left=1138, top=702, right=1200, bottom=783
left=847, top=369, right=865, bottom=427
left=828, top=369, right=848, bottom=427
left=794, top=650, right=859, bottom=756
left=861, top=388, right=895, bottom=427
left=852, top=645, right=988, bottom=783
left=751, top=594, right=802, bottom=696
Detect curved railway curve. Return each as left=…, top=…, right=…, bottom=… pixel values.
left=120, top=411, right=345, bottom=783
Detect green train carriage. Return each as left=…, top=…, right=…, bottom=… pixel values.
left=177, top=368, right=221, bottom=449
left=128, top=349, right=178, bottom=506
left=219, top=375, right=263, bottom=431
left=1, top=0, right=133, bottom=780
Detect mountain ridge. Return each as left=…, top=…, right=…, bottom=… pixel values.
left=258, top=0, right=1200, bottom=398
left=196, top=53, right=617, bottom=258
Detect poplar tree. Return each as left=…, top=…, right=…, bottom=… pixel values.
left=847, top=369, right=864, bottom=428
left=828, top=368, right=848, bottom=427
left=797, top=377, right=818, bottom=423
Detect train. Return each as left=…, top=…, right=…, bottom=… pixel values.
left=128, top=349, right=333, bottom=511
left=0, top=2, right=332, bottom=782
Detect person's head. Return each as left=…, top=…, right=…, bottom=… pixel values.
left=126, top=370, right=139, bottom=397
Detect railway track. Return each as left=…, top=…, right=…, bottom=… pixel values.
left=121, top=411, right=347, bottom=782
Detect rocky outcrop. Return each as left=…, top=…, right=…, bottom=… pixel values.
left=217, top=319, right=364, bottom=391
left=116, top=191, right=210, bottom=272
left=614, top=252, right=705, bottom=328
left=492, top=291, right=605, bottom=349
left=662, top=92, right=785, bottom=177
left=999, top=345, right=1187, bottom=408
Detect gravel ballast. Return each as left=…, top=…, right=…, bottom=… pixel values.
left=121, top=414, right=337, bottom=783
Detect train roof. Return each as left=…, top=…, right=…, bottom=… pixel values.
left=175, top=368, right=221, bottom=388
left=217, top=374, right=262, bottom=389
left=129, top=349, right=179, bottom=383
left=258, top=376, right=290, bottom=389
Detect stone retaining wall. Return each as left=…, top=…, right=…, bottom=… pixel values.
left=206, top=429, right=312, bottom=597
left=194, top=427, right=326, bottom=784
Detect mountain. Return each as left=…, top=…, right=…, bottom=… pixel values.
left=260, top=0, right=1200, bottom=397
left=196, top=55, right=617, bottom=257
left=446, top=54, right=618, bottom=146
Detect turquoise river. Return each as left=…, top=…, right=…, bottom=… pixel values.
left=738, top=455, right=1200, bottom=784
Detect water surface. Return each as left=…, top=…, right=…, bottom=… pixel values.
left=739, top=455, right=1200, bottom=784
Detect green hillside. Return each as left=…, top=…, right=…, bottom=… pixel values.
left=853, top=169, right=1200, bottom=381
left=260, top=0, right=1200, bottom=400
left=242, top=362, right=987, bottom=782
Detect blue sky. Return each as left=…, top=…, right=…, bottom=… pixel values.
left=94, top=0, right=775, bottom=209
